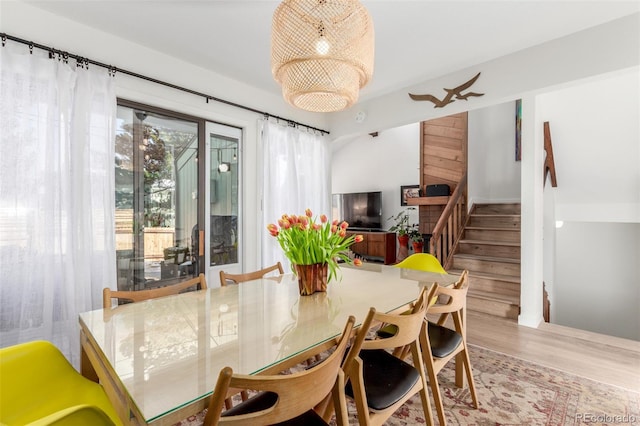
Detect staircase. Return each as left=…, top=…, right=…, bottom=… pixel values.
left=448, top=203, right=521, bottom=319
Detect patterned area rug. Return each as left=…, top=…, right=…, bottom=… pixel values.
left=174, top=345, right=640, bottom=425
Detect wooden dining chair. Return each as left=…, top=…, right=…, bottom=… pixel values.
left=103, top=273, right=207, bottom=309
left=420, top=272, right=479, bottom=426
left=376, top=253, right=448, bottom=340
left=341, top=285, right=436, bottom=426
left=219, top=262, right=284, bottom=286
left=203, top=316, right=356, bottom=426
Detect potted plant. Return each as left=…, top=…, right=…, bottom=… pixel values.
left=267, top=209, right=363, bottom=295
left=408, top=224, right=424, bottom=253
left=388, top=209, right=412, bottom=237
left=388, top=208, right=416, bottom=261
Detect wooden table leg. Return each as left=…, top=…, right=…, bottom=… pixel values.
left=80, top=331, right=99, bottom=382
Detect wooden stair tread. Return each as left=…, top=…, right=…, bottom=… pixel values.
left=467, top=289, right=520, bottom=305
left=470, top=213, right=520, bottom=217
left=454, top=253, right=521, bottom=264
left=464, top=226, right=520, bottom=231
left=448, top=268, right=520, bottom=284
left=459, top=239, right=520, bottom=247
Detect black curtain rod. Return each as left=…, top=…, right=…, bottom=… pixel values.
left=0, top=33, right=329, bottom=135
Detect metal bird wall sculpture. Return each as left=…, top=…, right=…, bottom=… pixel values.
left=409, top=72, right=484, bottom=108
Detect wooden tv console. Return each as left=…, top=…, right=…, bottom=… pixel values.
left=346, top=230, right=396, bottom=265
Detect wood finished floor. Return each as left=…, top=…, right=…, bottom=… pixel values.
left=465, top=311, right=640, bottom=391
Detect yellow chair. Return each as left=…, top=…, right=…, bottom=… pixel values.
left=378, top=253, right=448, bottom=340
left=0, top=340, right=121, bottom=425
left=394, top=253, right=447, bottom=274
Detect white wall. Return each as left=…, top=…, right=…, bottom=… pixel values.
left=537, top=70, right=640, bottom=340
left=468, top=101, right=521, bottom=206
left=554, top=222, right=640, bottom=340
left=538, top=71, right=640, bottom=223
left=331, top=123, right=421, bottom=230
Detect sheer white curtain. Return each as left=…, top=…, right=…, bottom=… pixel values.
left=0, top=43, right=116, bottom=366
left=261, top=120, right=331, bottom=270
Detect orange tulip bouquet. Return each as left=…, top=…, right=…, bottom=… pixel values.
left=267, top=209, right=363, bottom=294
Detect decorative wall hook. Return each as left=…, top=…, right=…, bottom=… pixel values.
left=543, top=121, right=558, bottom=187
left=408, top=72, right=484, bottom=108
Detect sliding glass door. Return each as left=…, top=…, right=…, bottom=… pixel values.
left=114, top=101, right=242, bottom=290
left=115, top=103, right=199, bottom=290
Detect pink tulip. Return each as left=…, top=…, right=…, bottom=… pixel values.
left=354, top=235, right=364, bottom=243
left=331, top=225, right=338, bottom=233
left=305, top=208, right=313, bottom=217
left=339, top=229, right=346, bottom=238
left=340, top=221, right=349, bottom=229
left=353, top=258, right=363, bottom=267
left=320, top=214, right=328, bottom=223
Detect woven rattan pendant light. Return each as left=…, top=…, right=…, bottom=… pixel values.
left=271, top=0, right=374, bottom=112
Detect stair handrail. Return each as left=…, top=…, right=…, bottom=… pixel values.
left=429, top=173, right=468, bottom=268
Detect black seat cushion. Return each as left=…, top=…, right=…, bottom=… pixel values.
left=221, top=391, right=328, bottom=425
left=345, top=349, right=420, bottom=411
left=427, top=321, right=462, bottom=358
left=274, top=409, right=329, bottom=426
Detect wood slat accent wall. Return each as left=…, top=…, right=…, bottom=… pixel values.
left=419, top=112, right=468, bottom=234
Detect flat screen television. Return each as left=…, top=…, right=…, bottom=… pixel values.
left=331, top=191, right=383, bottom=231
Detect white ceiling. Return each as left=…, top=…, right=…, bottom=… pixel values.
left=22, top=1, right=640, bottom=104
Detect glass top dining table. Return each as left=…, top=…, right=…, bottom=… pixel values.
left=79, top=264, right=459, bottom=425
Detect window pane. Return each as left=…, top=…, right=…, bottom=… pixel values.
left=210, top=134, right=238, bottom=267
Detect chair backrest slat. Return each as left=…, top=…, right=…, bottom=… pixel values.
left=219, top=262, right=284, bottom=286
left=103, top=273, right=207, bottom=309
left=429, top=270, right=469, bottom=315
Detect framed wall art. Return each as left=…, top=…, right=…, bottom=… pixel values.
left=515, top=99, right=522, bottom=161
left=400, top=185, right=420, bottom=206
